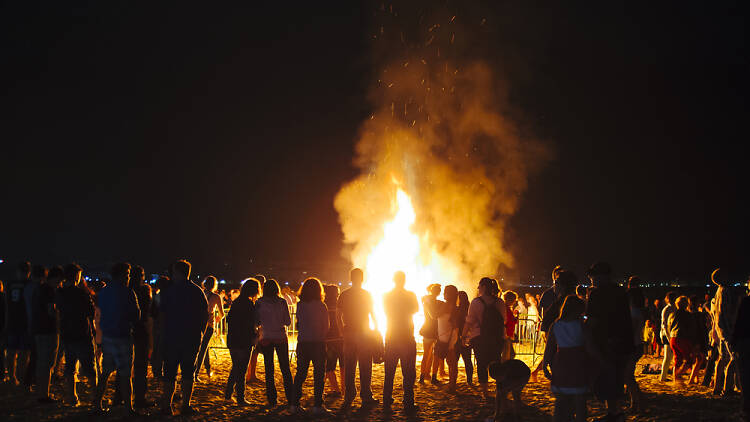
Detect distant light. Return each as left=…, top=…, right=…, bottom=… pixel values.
left=0, top=259, right=4, bottom=264
left=220, top=279, right=226, bottom=284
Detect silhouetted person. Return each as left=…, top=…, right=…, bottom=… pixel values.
left=667, top=296, right=694, bottom=385
left=56, top=263, right=97, bottom=406
left=419, top=283, right=441, bottom=384
left=292, top=277, right=331, bottom=415
left=5, top=261, right=32, bottom=386
left=150, top=275, right=171, bottom=379
left=585, top=262, right=633, bottom=421
left=543, top=295, right=599, bottom=422
left=383, top=271, right=419, bottom=412
left=256, top=278, right=293, bottom=409
left=456, top=291, right=474, bottom=385
left=24, top=264, right=47, bottom=389
left=195, top=275, right=224, bottom=382
left=94, top=262, right=140, bottom=413
left=224, top=278, right=260, bottom=406
left=323, top=283, right=343, bottom=396
left=625, top=276, right=647, bottom=411
left=463, top=277, right=506, bottom=400
left=130, top=265, right=152, bottom=408
left=246, top=274, right=266, bottom=383
left=160, top=260, right=208, bottom=415
left=33, top=265, right=61, bottom=403
left=338, top=267, right=379, bottom=409
left=711, top=268, right=743, bottom=396
left=660, top=291, right=678, bottom=382
left=113, top=264, right=153, bottom=408
left=437, top=285, right=460, bottom=390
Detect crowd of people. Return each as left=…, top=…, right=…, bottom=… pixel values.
left=1, top=259, right=748, bottom=421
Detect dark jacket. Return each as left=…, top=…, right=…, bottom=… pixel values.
left=226, top=297, right=258, bottom=350
left=97, top=282, right=140, bottom=339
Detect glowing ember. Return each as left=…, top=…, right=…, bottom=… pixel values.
left=361, top=183, right=460, bottom=336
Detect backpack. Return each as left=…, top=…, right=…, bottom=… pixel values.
left=478, top=297, right=504, bottom=347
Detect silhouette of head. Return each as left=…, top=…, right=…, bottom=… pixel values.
left=393, top=271, right=406, bottom=288
left=240, top=278, right=260, bottom=300
left=203, top=275, right=218, bottom=292
left=350, top=268, right=364, bottom=286
left=111, top=262, right=131, bottom=287
left=63, top=263, right=83, bottom=287
left=172, top=260, right=191, bottom=281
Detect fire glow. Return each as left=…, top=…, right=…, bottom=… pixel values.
left=361, top=182, right=460, bottom=336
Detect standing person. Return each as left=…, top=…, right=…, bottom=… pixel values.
left=667, top=296, right=695, bottom=385
left=526, top=294, right=540, bottom=340
left=625, top=277, right=647, bottom=411
left=419, top=284, right=441, bottom=384
left=703, top=296, right=720, bottom=387
left=438, top=285, right=461, bottom=391
left=463, top=277, right=506, bottom=400
left=195, top=275, right=224, bottom=382
left=533, top=270, right=578, bottom=382
left=539, top=265, right=563, bottom=316
left=338, top=268, right=379, bottom=409
left=256, top=278, right=294, bottom=409
left=56, top=263, right=97, bottom=406
left=246, top=274, right=266, bottom=383
left=543, top=295, right=598, bottom=422
left=660, top=291, right=678, bottom=382
left=5, top=261, right=32, bottom=386
left=160, top=260, right=209, bottom=416
left=323, top=284, right=344, bottom=397
left=150, top=275, right=171, bottom=379
left=93, top=263, right=140, bottom=414
left=32, top=266, right=61, bottom=403
left=121, top=265, right=153, bottom=409
left=711, top=268, right=744, bottom=396
left=224, top=278, right=260, bottom=406
left=382, top=271, right=419, bottom=413
left=292, top=277, right=331, bottom=415
left=25, top=265, right=47, bottom=390
left=456, top=291, right=474, bottom=385
left=686, top=296, right=708, bottom=385
left=502, top=291, right=519, bottom=361
left=585, top=262, right=634, bottom=422
left=730, top=283, right=749, bottom=421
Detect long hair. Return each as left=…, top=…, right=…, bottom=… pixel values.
left=458, top=291, right=470, bottom=313
left=262, top=279, right=281, bottom=298
left=323, top=284, right=339, bottom=309
left=240, top=278, right=260, bottom=300
left=298, top=277, right=324, bottom=303
left=557, top=295, right=585, bottom=322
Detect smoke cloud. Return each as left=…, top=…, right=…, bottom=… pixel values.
left=334, top=3, right=548, bottom=288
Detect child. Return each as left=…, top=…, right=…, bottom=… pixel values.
left=486, top=359, right=530, bottom=421
left=543, top=295, right=598, bottom=422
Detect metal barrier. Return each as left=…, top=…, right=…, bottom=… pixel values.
left=210, top=309, right=545, bottom=367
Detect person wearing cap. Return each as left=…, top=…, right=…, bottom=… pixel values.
left=585, top=262, right=633, bottom=422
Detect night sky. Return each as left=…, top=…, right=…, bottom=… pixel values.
left=1, top=2, right=747, bottom=284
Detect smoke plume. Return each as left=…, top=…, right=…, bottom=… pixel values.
left=334, top=3, right=547, bottom=288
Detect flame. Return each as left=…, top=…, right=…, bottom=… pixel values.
left=361, top=184, right=460, bottom=336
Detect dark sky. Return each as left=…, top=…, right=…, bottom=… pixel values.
left=1, top=1, right=747, bottom=283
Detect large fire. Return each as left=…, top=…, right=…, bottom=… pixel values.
left=361, top=182, right=460, bottom=336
